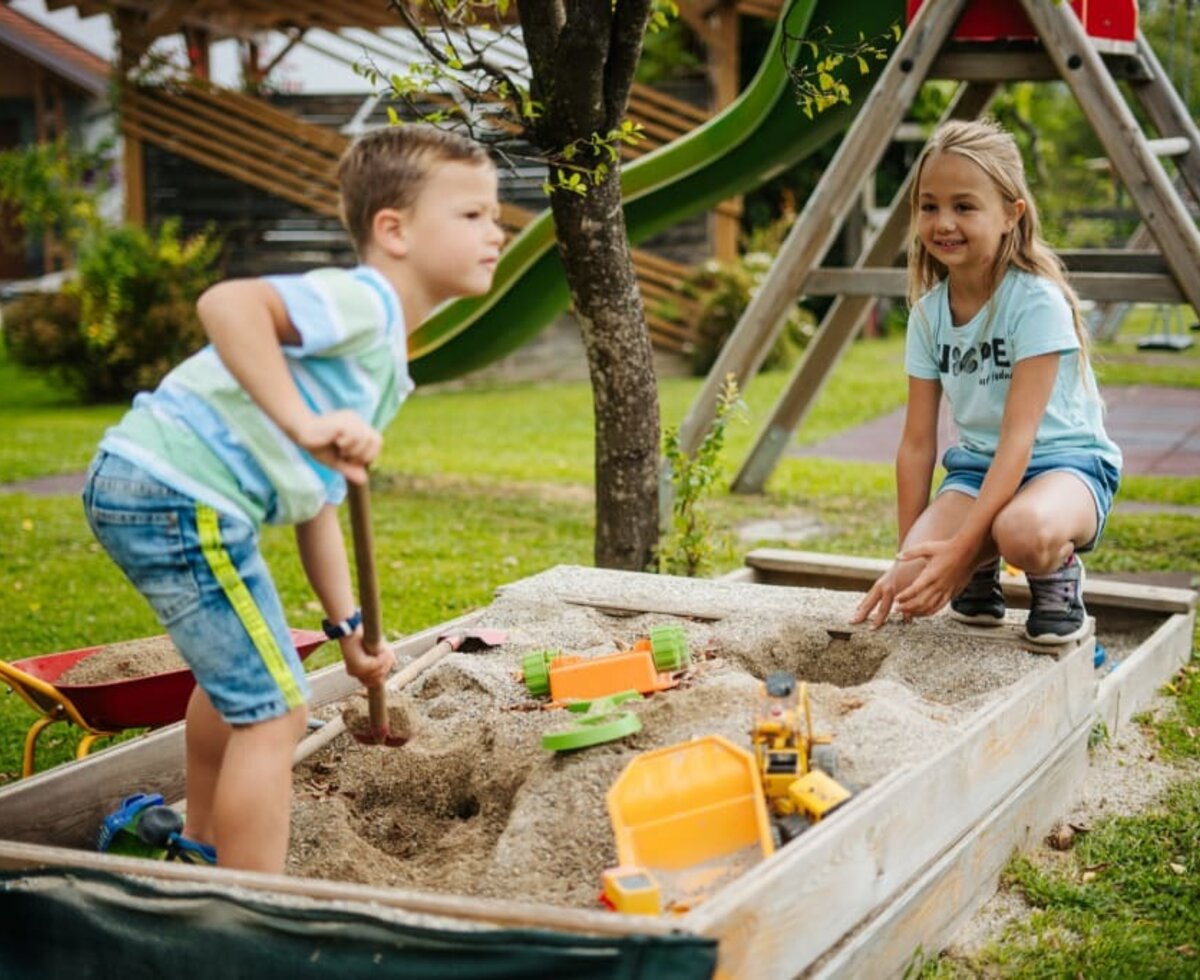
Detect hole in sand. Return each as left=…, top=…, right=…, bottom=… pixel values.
left=289, top=570, right=1108, bottom=909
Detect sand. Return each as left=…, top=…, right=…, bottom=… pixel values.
left=57, top=635, right=185, bottom=685
left=286, top=566, right=1156, bottom=911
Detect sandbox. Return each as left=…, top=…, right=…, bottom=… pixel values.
left=0, top=552, right=1193, bottom=978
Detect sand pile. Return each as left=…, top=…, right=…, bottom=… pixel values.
left=58, top=635, right=185, bottom=684
left=287, top=566, right=1143, bottom=909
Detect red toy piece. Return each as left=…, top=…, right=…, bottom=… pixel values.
left=906, top=0, right=1136, bottom=45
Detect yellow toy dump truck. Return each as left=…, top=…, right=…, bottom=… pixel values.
left=751, top=670, right=852, bottom=843
left=602, top=734, right=775, bottom=916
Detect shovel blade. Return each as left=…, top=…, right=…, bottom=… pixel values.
left=442, top=628, right=508, bottom=652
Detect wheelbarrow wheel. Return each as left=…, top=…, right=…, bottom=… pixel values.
left=522, top=650, right=554, bottom=696
left=649, top=625, right=689, bottom=671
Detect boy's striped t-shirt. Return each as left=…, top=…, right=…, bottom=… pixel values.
left=100, top=266, right=411, bottom=527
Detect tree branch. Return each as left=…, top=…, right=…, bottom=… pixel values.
left=547, top=4, right=610, bottom=144
left=387, top=0, right=528, bottom=126
left=605, top=0, right=653, bottom=128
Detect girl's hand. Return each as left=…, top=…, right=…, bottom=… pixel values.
left=850, top=557, right=925, bottom=629
left=893, top=539, right=974, bottom=618
left=293, top=411, right=382, bottom=484
left=338, top=631, right=394, bottom=688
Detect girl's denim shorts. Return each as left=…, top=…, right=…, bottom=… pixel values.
left=82, top=451, right=310, bottom=725
left=936, top=445, right=1121, bottom=552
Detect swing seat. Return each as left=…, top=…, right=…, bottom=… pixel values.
left=1136, top=334, right=1195, bottom=352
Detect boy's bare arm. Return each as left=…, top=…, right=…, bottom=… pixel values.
left=295, top=505, right=394, bottom=687
left=196, top=279, right=381, bottom=483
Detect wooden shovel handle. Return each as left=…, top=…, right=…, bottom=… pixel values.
left=346, top=480, right=388, bottom=734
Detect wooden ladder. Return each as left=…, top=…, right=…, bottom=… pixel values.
left=673, top=0, right=1200, bottom=493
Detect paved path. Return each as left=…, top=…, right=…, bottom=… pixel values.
left=792, top=385, right=1200, bottom=478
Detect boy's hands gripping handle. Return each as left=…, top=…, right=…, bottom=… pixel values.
left=346, top=479, right=400, bottom=745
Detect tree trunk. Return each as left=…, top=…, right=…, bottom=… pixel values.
left=519, top=0, right=659, bottom=571
left=550, top=176, right=661, bottom=570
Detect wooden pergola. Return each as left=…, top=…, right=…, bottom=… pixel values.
left=41, top=0, right=782, bottom=260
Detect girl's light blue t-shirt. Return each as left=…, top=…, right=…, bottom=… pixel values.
left=905, top=268, right=1122, bottom=472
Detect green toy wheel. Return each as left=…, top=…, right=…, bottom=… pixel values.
left=541, top=710, right=642, bottom=752
left=649, top=624, right=689, bottom=671
left=522, top=649, right=554, bottom=696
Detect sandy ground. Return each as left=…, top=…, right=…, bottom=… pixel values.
left=284, top=566, right=1159, bottom=915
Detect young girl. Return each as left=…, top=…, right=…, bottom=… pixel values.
left=851, top=119, right=1121, bottom=644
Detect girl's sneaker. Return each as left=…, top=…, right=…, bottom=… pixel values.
left=950, top=558, right=1006, bottom=625
left=1024, top=554, right=1088, bottom=644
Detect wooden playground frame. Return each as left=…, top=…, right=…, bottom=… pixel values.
left=676, top=0, right=1200, bottom=494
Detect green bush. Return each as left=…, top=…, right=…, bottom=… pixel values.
left=0, top=140, right=221, bottom=403
left=3, top=221, right=218, bottom=402
left=683, top=216, right=817, bottom=377
left=2, top=291, right=87, bottom=372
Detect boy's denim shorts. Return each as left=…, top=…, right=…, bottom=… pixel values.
left=82, top=451, right=311, bottom=725
left=937, top=445, right=1121, bottom=553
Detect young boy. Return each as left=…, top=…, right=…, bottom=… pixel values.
left=82, top=125, right=503, bottom=873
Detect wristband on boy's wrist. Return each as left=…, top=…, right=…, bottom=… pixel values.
left=321, top=608, right=362, bottom=640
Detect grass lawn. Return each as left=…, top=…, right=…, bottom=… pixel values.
left=0, top=310, right=1197, bottom=972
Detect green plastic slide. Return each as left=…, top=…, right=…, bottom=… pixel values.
left=408, top=0, right=903, bottom=383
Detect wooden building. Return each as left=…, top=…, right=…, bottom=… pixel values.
left=0, top=3, right=108, bottom=279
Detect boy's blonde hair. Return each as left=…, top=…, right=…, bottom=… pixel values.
left=907, top=118, right=1089, bottom=358
left=337, top=124, right=492, bottom=254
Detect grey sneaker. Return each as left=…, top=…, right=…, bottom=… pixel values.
left=1025, top=554, right=1088, bottom=645
left=950, top=558, right=1005, bottom=625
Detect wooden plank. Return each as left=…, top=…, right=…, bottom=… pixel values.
left=801, top=268, right=1185, bottom=303
left=1128, top=32, right=1200, bottom=207
left=1057, top=249, right=1171, bottom=273
left=929, top=49, right=1149, bottom=83
left=557, top=594, right=730, bottom=621
left=1095, top=611, right=1194, bottom=734
left=812, top=717, right=1091, bottom=979
left=119, top=100, right=339, bottom=205
left=123, top=127, right=144, bottom=227
left=122, top=117, right=339, bottom=219
left=1019, top=0, right=1200, bottom=317
left=685, top=642, right=1094, bottom=978
left=0, top=616, right=478, bottom=848
left=743, top=548, right=1200, bottom=615
left=674, top=0, right=972, bottom=457
left=732, top=81, right=997, bottom=493
left=0, top=840, right=673, bottom=939
left=629, top=82, right=711, bottom=124
left=122, top=91, right=340, bottom=194
left=929, top=50, right=1062, bottom=81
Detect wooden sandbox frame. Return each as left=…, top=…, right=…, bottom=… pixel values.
left=0, top=551, right=1194, bottom=978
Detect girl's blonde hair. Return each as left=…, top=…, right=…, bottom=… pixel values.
left=907, top=118, right=1089, bottom=359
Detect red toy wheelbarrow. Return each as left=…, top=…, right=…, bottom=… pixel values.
left=0, top=629, right=327, bottom=777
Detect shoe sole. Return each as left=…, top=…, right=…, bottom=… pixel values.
left=949, top=609, right=1006, bottom=626
left=1023, top=621, right=1090, bottom=645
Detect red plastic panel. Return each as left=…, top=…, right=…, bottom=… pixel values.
left=906, top=0, right=1136, bottom=43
